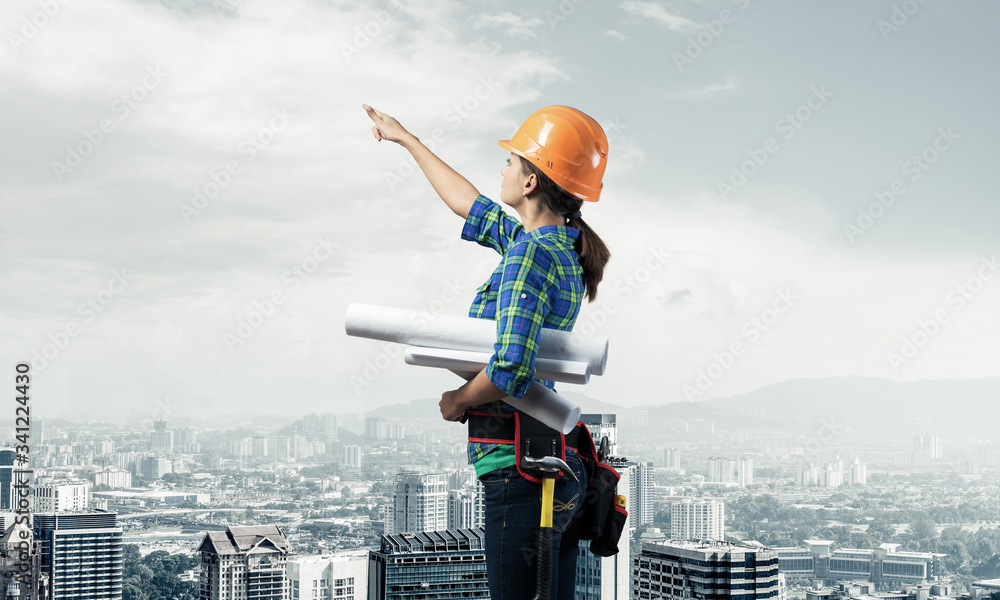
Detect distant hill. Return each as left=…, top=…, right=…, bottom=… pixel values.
left=641, top=376, right=1000, bottom=438
left=368, top=376, right=1000, bottom=439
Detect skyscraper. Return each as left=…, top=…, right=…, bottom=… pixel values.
left=707, top=457, right=736, bottom=484
left=33, top=511, right=123, bottom=600
left=197, top=525, right=292, bottom=600
left=33, top=480, right=91, bottom=513
left=0, top=450, right=15, bottom=511
left=634, top=539, right=780, bottom=600
left=150, top=419, right=174, bottom=454
left=630, top=461, right=655, bottom=526
left=576, top=414, right=632, bottom=600
left=850, top=458, right=867, bottom=486
left=343, top=445, right=362, bottom=469
left=663, top=448, right=680, bottom=470
left=369, top=529, right=488, bottom=600
left=670, top=498, right=725, bottom=541
left=447, top=481, right=484, bottom=530
left=914, top=435, right=943, bottom=459
left=739, top=458, right=754, bottom=487
left=390, top=471, right=448, bottom=535
left=0, top=520, right=50, bottom=599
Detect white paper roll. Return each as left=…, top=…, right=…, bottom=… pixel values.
left=404, top=347, right=590, bottom=385
left=448, top=370, right=581, bottom=435
left=345, top=302, right=608, bottom=376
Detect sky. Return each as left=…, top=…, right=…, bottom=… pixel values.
left=1, top=0, right=997, bottom=421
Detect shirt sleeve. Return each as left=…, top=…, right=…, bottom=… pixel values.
left=486, top=239, right=557, bottom=399
left=461, top=195, right=524, bottom=256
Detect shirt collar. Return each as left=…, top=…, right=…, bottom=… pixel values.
left=527, top=225, right=580, bottom=247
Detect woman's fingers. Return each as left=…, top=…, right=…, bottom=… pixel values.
left=371, top=124, right=382, bottom=141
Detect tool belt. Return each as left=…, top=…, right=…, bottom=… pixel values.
left=467, top=410, right=628, bottom=557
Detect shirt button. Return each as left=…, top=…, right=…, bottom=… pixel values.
left=521, top=293, right=527, bottom=299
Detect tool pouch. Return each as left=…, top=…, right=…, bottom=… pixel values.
left=576, top=423, right=628, bottom=557
left=514, top=412, right=566, bottom=485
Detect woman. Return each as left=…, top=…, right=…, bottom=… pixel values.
left=363, top=102, right=611, bottom=600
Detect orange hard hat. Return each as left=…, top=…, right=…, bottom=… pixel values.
left=499, top=105, right=608, bottom=202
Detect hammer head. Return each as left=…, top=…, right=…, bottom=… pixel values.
left=521, top=455, right=580, bottom=482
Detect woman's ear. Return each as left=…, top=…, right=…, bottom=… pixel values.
left=521, top=172, right=538, bottom=198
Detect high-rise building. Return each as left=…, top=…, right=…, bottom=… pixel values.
left=141, top=456, right=172, bottom=480
left=94, top=467, right=132, bottom=489
left=707, top=457, right=736, bottom=484
left=581, top=413, right=619, bottom=456
left=174, top=428, right=200, bottom=453
left=33, top=480, right=91, bottom=513
left=368, top=529, right=488, bottom=600
left=343, top=445, right=362, bottom=469
left=664, top=448, right=680, bottom=470
left=914, top=435, right=943, bottom=459
left=575, top=465, right=631, bottom=600
left=0, top=450, right=15, bottom=510
left=287, top=551, right=367, bottom=600
left=634, top=539, right=780, bottom=600
left=850, top=458, right=867, bottom=486
left=150, top=419, right=174, bottom=454
left=447, top=481, right=484, bottom=530
left=268, top=437, right=291, bottom=461
left=197, top=525, right=292, bottom=600
left=576, top=415, right=631, bottom=600
left=390, top=471, right=448, bottom=535
left=630, top=461, right=655, bottom=526
left=670, top=498, right=725, bottom=541
left=739, top=458, right=754, bottom=486
left=0, top=520, right=50, bottom=599
left=33, top=511, right=123, bottom=600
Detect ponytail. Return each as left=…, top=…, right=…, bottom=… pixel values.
left=518, top=157, right=611, bottom=302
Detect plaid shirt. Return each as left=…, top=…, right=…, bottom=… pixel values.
left=461, top=194, right=584, bottom=465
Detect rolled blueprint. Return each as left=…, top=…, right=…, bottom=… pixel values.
left=448, top=370, right=581, bottom=435
left=404, top=346, right=590, bottom=385
left=345, top=302, right=608, bottom=376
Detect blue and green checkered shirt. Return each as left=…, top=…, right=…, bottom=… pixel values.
left=461, top=194, right=584, bottom=473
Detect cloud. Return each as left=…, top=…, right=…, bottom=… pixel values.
left=602, top=29, right=629, bottom=41
left=0, top=0, right=567, bottom=418
left=472, top=12, right=544, bottom=38
left=620, top=1, right=699, bottom=32
left=683, top=82, right=738, bottom=96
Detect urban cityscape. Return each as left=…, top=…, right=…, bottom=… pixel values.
left=3, top=382, right=1000, bottom=600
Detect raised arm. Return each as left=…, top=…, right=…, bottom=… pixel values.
left=363, top=104, right=479, bottom=219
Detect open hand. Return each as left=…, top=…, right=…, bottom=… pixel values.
left=362, top=103, right=411, bottom=144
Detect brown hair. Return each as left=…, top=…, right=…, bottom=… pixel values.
left=518, top=156, right=611, bottom=302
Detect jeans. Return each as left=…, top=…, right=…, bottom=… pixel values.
left=478, top=452, right=588, bottom=600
